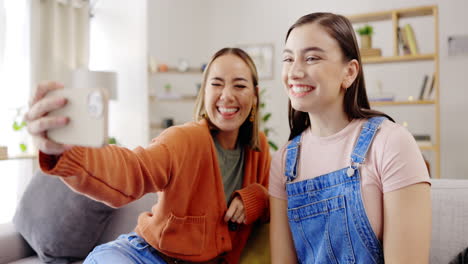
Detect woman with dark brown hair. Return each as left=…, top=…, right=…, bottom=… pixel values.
left=269, top=12, right=431, bottom=263
left=26, top=48, right=270, bottom=263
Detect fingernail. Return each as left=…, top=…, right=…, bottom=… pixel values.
left=60, top=117, right=69, bottom=124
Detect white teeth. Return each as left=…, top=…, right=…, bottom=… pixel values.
left=218, top=107, right=238, bottom=113
left=292, top=86, right=312, bottom=93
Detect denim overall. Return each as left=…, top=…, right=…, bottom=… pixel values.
left=285, top=117, right=385, bottom=264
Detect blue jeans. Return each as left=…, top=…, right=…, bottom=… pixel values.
left=284, top=117, right=385, bottom=263
left=83, top=232, right=167, bottom=264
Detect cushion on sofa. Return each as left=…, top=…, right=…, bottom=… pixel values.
left=430, top=179, right=468, bottom=264
left=13, top=170, right=116, bottom=263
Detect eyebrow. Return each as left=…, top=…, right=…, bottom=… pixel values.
left=210, top=77, right=248, bottom=82
left=283, top=46, right=325, bottom=54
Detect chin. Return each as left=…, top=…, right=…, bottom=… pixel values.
left=290, top=101, right=311, bottom=113
left=212, top=121, right=242, bottom=133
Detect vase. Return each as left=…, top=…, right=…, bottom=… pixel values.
left=361, top=35, right=372, bottom=49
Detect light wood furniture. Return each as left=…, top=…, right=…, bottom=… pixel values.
left=348, top=5, right=440, bottom=178
left=148, top=67, right=202, bottom=138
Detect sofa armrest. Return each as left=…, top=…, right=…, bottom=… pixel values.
left=0, top=222, right=35, bottom=264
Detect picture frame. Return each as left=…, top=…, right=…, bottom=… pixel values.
left=237, top=44, right=274, bottom=80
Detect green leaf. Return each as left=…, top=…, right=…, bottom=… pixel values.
left=260, top=102, right=265, bottom=109
left=108, top=137, right=117, bottom=145
left=356, top=24, right=373, bottom=35
left=262, top=113, right=271, bottom=122
left=19, top=143, right=27, bottom=153
left=264, top=128, right=270, bottom=136
left=268, top=141, right=278, bottom=151
left=12, top=121, right=26, bottom=131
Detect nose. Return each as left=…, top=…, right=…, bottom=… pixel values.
left=288, top=60, right=305, bottom=79
left=220, top=86, right=235, bottom=101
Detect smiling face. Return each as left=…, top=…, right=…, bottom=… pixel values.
left=204, top=54, right=257, bottom=140
left=282, top=22, right=351, bottom=115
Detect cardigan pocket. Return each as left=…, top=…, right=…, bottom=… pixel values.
left=159, top=213, right=206, bottom=256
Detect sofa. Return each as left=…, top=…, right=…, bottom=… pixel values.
left=0, top=178, right=467, bottom=264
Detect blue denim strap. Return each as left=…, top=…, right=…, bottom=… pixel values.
left=351, top=117, right=386, bottom=165
left=285, top=135, right=302, bottom=183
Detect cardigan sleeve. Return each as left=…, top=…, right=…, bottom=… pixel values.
left=233, top=133, right=271, bottom=224
left=39, top=126, right=193, bottom=208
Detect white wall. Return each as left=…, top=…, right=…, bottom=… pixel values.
left=147, top=0, right=468, bottom=179
left=89, top=0, right=148, bottom=148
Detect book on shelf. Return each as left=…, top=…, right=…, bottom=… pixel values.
left=418, top=75, right=429, bottom=100
left=398, top=26, right=411, bottom=55
left=418, top=73, right=435, bottom=100
left=413, top=134, right=432, bottom=147
left=403, top=24, right=419, bottom=55
left=426, top=73, right=436, bottom=100
left=360, top=48, right=382, bottom=57
left=368, top=94, right=395, bottom=102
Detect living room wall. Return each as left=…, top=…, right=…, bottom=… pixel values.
left=90, top=0, right=148, bottom=149
left=147, top=0, right=468, bottom=179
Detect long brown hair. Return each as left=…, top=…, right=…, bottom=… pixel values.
left=194, top=47, right=261, bottom=151
left=285, top=12, right=393, bottom=140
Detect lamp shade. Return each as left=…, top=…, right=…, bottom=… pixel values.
left=70, top=69, right=118, bottom=100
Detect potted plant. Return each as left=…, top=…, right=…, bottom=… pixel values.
left=259, top=88, right=278, bottom=151
left=356, top=24, right=373, bottom=49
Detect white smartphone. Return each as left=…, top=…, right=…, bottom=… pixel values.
left=45, top=87, right=109, bottom=148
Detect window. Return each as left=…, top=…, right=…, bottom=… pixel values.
left=0, top=0, right=32, bottom=224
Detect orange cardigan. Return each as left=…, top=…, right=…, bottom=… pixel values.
left=39, top=120, right=271, bottom=263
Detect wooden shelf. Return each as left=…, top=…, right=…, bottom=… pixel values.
left=350, top=5, right=440, bottom=178
left=370, top=100, right=435, bottom=106
left=347, top=5, right=435, bottom=23
left=149, top=95, right=198, bottom=102
left=362, top=54, right=435, bottom=64
left=419, top=144, right=437, bottom=151
left=0, top=153, right=37, bottom=161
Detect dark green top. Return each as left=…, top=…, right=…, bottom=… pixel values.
left=213, top=138, right=244, bottom=204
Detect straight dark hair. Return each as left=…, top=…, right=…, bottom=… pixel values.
left=285, top=12, right=394, bottom=140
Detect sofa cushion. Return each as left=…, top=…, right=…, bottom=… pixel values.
left=430, top=179, right=468, bottom=264
left=12, top=170, right=116, bottom=263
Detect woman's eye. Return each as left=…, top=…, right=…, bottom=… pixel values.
left=211, top=83, right=222, bottom=86
left=282, top=57, right=293, bottom=63
left=235, top=85, right=247, bottom=89
left=306, top=56, right=319, bottom=63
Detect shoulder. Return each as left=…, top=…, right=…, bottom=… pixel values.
left=153, top=120, right=212, bottom=149
left=374, top=119, right=415, bottom=150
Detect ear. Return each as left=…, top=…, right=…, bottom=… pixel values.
left=341, top=59, right=359, bottom=89
left=254, top=86, right=259, bottom=107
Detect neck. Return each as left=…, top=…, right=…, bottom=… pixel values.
left=215, top=130, right=239, bottom=150
left=308, top=109, right=350, bottom=137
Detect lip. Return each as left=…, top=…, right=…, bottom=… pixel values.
left=217, top=106, right=239, bottom=119
left=289, top=84, right=316, bottom=97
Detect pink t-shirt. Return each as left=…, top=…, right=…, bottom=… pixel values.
left=269, top=118, right=430, bottom=241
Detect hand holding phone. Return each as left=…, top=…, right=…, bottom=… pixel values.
left=45, top=87, right=109, bottom=148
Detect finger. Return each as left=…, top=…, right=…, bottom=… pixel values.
left=26, top=96, right=67, bottom=122
left=231, top=205, right=243, bottom=222
left=30, top=81, right=64, bottom=107
left=224, top=205, right=238, bottom=222
left=236, top=214, right=246, bottom=224
left=27, top=116, right=69, bottom=135
left=37, top=137, right=67, bottom=155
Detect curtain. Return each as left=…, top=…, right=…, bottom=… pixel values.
left=30, top=0, right=90, bottom=86
left=0, top=0, right=5, bottom=70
